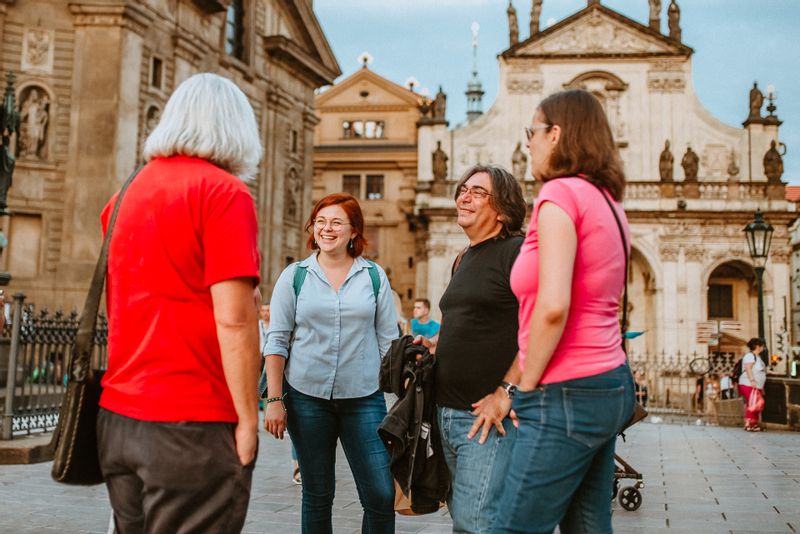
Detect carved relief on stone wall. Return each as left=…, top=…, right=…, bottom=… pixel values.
left=684, top=245, right=704, bottom=262
left=506, top=78, right=543, bottom=94
left=540, top=14, right=663, bottom=54
left=21, top=28, right=55, bottom=75
left=140, top=105, right=161, bottom=164
left=17, top=85, right=51, bottom=161
left=659, top=243, right=679, bottom=262
left=647, top=74, right=685, bottom=93
left=427, top=243, right=448, bottom=257
left=285, top=168, right=301, bottom=223
left=771, top=248, right=791, bottom=264
left=700, top=144, right=729, bottom=179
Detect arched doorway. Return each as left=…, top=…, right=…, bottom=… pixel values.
left=627, top=247, right=657, bottom=355
left=706, top=260, right=762, bottom=354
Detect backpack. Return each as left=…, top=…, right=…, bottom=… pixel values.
left=732, top=357, right=743, bottom=382
left=292, top=260, right=381, bottom=299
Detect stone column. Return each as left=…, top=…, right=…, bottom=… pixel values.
left=59, top=2, right=152, bottom=283
left=659, top=244, right=680, bottom=355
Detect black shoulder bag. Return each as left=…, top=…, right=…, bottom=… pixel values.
left=50, top=167, right=140, bottom=485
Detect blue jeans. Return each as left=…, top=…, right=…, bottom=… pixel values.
left=285, top=384, right=395, bottom=534
left=438, top=406, right=516, bottom=533
left=493, top=364, right=634, bottom=534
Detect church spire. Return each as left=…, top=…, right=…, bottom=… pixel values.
left=465, top=21, right=484, bottom=123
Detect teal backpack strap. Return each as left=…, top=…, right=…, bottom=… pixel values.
left=292, top=262, right=307, bottom=298
left=366, top=261, right=380, bottom=300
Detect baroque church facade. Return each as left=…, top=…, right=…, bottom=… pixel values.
left=414, top=0, right=793, bottom=366
left=0, top=0, right=339, bottom=308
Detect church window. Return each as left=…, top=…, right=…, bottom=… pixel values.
left=150, top=57, right=163, bottom=89
left=343, top=174, right=361, bottom=198
left=342, top=120, right=385, bottom=139
left=225, top=0, right=246, bottom=60
left=366, top=174, right=384, bottom=200
left=708, top=284, right=734, bottom=319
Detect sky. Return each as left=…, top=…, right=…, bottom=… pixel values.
left=314, top=0, right=800, bottom=182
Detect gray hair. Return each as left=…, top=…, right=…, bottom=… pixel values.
left=143, top=73, right=262, bottom=180
left=454, top=164, right=527, bottom=237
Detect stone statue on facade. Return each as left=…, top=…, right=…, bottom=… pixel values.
left=648, top=0, right=661, bottom=31
left=432, top=87, right=447, bottom=122
left=763, top=140, right=784, bottom=184
left=432, top=141, right=448, bottom=181
left=659, top=139, right=673, bottom=181
left=667, top=0, right=681, bottom=42
left=727, top=148, right=740, bottom=179
left=748, top=82, right=764, bottom=120
left=18, top=87, right=49, bottom=160
left=530, top=0, right=542, bottom=35
left=507, top=2, right=519, bottom=46
left=681, top=145, right=699, bottom=182
left=512, top=142, right=527, bottom=180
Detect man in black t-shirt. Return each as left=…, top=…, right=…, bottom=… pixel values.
left=416, top=164, right=526, bottom=534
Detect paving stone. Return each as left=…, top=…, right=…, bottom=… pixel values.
left=0, top=422, right=797, bottom=532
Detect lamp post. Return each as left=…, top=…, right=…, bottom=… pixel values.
left=0, top=70, right=18, bottom=287
left=744, top=209, right=774, bottom=347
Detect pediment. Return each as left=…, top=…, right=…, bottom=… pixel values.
left=506, top=5, right=692, bottom=58
left=316, top=68, right=425, bottom=109
left=264, top=0, right=340, bottom=85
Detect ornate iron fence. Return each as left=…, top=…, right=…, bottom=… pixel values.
left=628, top=349, right=740, bottom=419
left=1, top=293, right=107, bottom=439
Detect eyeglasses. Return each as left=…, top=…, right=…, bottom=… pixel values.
left=313, top=218, right=350, bottom=230
left=524, top=123, right=551, bottom=140
left=457, top=185, right=493, bottom=199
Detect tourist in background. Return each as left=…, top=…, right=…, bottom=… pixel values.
left=97, top=73, right=262, bottom=532
left=494, top=89, right=634, bottom=534
left=739, top=337, right=767, bottom=432
left=411, top=298, right=440, bottom=339
left=263, top=193, right=398, bottom=533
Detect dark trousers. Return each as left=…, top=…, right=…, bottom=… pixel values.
left=97, top=408, right=255, bottom=534
left=285, top=385, right=395, bottom=534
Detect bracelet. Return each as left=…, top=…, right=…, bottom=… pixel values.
left=264, top=394, right=286, bottom=404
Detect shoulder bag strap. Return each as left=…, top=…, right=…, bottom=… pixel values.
left=586, top=181, right=629, bottom=353
left=70, top=166, right=141, bottom=382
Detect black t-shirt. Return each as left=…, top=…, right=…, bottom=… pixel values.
left=434, top=235, right=523, bottom=410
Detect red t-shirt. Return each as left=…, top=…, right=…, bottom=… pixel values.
left=99, top=156, right=261, bottom=422
left=511, top=178, right=628, bottom=384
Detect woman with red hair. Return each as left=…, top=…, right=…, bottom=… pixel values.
left=263, top=193, right=398, bottom=533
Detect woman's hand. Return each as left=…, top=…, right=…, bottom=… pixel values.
left=411, top=334, right=437, bottom=355
left=263, top=400, right=287, bottom=440
left=468, top=390, right=514, bottom=444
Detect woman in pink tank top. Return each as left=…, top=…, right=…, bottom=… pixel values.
left=493, top=89, right=635, bottom=534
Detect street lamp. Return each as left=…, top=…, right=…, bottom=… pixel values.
left=743, top=208, right=774, bottom=343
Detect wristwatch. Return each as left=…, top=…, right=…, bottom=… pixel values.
left=500, top=381, right=519, bottom=399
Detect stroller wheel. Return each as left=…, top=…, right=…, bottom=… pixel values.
left=619, top=486, right=642, bottom=511
left=611, top=479, right=620, bottom=500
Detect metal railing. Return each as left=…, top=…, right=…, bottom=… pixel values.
left=0, top=293, right=107, bottom=439
left=628, top=350, right=739, bottom=419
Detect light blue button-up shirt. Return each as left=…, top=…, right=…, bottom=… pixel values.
left=265, top=253, right=398, bottom=399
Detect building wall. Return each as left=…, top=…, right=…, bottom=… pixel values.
left=313, top=68, right=427, bottom=318
left=0, top=0, right=339, bottom=309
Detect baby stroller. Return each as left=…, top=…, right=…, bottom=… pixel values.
left=612, top=403, right=647, bottom=511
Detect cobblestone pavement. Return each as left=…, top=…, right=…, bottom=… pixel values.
left=0, top=421, right=798, bottom=533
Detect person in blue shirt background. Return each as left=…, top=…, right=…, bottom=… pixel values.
left=262, top=192, right=398, bottom=534
left=411, top=298, right=440, bottom=339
